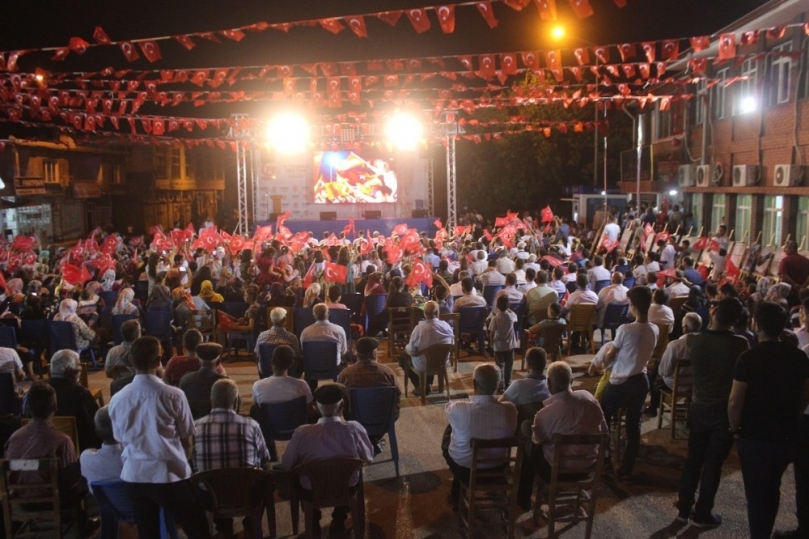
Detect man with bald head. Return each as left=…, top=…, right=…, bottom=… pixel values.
left=400, top=301, right=454, bottom=397
left=300, top=303, right=349, bottom=389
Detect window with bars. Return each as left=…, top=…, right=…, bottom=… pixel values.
left=694, top=80, right=707, bottom=125
left=735, top=58, right=758, bottom=115
left=711, top=194, right=726, bottom=233
left=762, top=195, right=784, bottom=245
left=735, top=195, right=752, bottom=244
left=713, top=68, right=730, bottom=119
left=767, top=43, right=793, bottom=107
left=797, top=197, right=809, bottom=247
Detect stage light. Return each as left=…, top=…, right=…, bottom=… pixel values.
left=34, top=74, right=44, bottom=82
left=739, top=96, right=757, bottom=114
left=551, top=25, right=565, bottom=40
left=266, top=113, right=309, bottom=153
left=327, top=152, right=341, bottom=167
left=385, top=113, right=423, bottom=151
left=669, top=189, right=678, bottom=196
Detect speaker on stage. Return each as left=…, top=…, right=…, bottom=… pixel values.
left=364, top=210, right=382, bottom=219
left=412, top=209, right=429, bottom=218
left=320, top=211, right=337, bottom=221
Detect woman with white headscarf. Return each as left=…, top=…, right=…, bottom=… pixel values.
left=101, top=270, right=117, bottom=292
left=111, top=288, right=139, bottom=317
left=54, top=298, right=97, bottom=349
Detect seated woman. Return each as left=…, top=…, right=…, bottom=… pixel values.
left=76, top=282, right=102, bottom=327
left=196, top=279, right=224, bottom=306
left=385, top=276, right=412, bottom=309
left=364, top=271, right=386, bottom=297
left=145, top=284, right=174, bottom=315
left=111, top=288, right=140, bottom=318
left=0, top=278, right=26, bottom=317
left=302, top=283, right=322, bottom=309
left=54, top=298, right=97, bottom=350
left=267, top=282, right=295, bottom=307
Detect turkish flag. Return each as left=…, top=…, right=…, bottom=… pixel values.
left=320, top=18, right=345, bottom=34
left=520, top=51, right=539, bottom=71
left=718, top=33, right=736, bottom=61
left=500, top=53, right=518, bottom=74
left=93, top=26, right=111, bottom=45
left=152, top=119, right=165, bottom=136
left=62, top=263, right=92, bottom=285
left=690, top=36, right=710, bottom=52
left=573, top=47, right=590, bottom=66
left=174, top=35, right=196, bottom=50
left=324, top=262, right=348, bottom=284
left=725, top=257, right=740, bottom=280
left=393, top=223, right=408, bottom=236
left=544, top=50, right=561, bottom=70
left=120, top=42, right=140, bottom=62
left=191, top=70, right=209, bottom=87
left=11, top=235, right=36, bottom=252
left=345, top=16, right=368, bottom=37
left=692, top=236, right=709, bottom=250
left=377, top=11, right=403, bottom=26
left=406, top=9, right=431, bottom=33
left=360, top=238, right=373, bottom=256
left=386, top=246, right=402, bottom=265
left=617, top=43, right=635, bottom=62
left=476, top=2, right=498, bottom=28
left=534, top=0, right=557, bottom=21
left=567, top=0, right=594, bottom=18
left=51, top=48, right=69, bottom=61
left=68, top=37, right=90, bottom=54
left=221, top=29, right=246, bottom=41
left=541, top=206, right=554, bottom=222
left=478, top=54, right=496, bottom=77
left=660, top=39, right=679, bottom=61
left=436, top=5, right=455, bottom=33
left=406, top=259, right=433, bottom=288
left=593, top=46, right=610, bottom=64
left=139, top=41, right=162, bottom=63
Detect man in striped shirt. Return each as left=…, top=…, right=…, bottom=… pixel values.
left=193, top=379, right=271, bottom=537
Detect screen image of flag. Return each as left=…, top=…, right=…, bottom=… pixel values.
left=313, top=151, right=398, bottom=204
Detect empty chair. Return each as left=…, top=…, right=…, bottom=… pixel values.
left=348, top=387, right=400, bottom=477
left=19, top=319, right=47, bottom=376
left=99, top=291, right=118, bottom=309
left=458, top=306, right=487, bottom=356
left=404, top=343, right=454, bottom=405
left=191, top=468, right=275, bottom=539
left=328, top=308, right=353, bottom=348
left=110, top=314, right=138, bottom=346
left=92, top=478, right=178, bottom=539
left=294, top=307, right=316, bottom=340
left=257, top=343, right=279, bottom=379
left=482, top=285, right=503, bottom=307
left=364, top=294, right=388, bottom=338
left=302, top=341, right=339, bottom=386
left=593, top=280, right=611, bottom=294
left=387, top=307, right=412, bottom=358
left=47, top=320, right=97, bottom=370
left=143, top=310, right=174, bottom=359
left=657, top=360, right=694, bottom=439
left=600, top=303, right=630, bottom=347
left=341, top=293, right=363, bottom=324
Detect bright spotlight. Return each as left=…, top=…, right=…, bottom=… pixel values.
left=385, top=113, right=423, bottom=151
left=266, top=113, right=309, bottom=153
left=551, top=26, right=565, bottom=39
left=669, top=189, right=677, bottom=196
left=600, top=190, right=606, bottom=196
left=34, top=74, right=44, bottom=82
left=739, top=96, right=757, bottom=114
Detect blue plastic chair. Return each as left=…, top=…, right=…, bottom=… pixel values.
left=143, top=310, right=173, bottom=358
left=594, top=279, right=611, bottom=294
left=601, top=303, right=631, bottom=346
left=0, top=326, right=17, bottom=349
left=111, top=314, right=138, bottom=346
left=302, top=341, right=339, bottom=384
left=258, top=343, right=279, bottom=379
left=293, top=307, right=316, bottom=340
left=47, top=320, right=97, bottom=369
left=348, top=387, right=400, bottom=477
left=0, top=372, right=19, bottom=415
left=98, top=291, right=118, bottom=310
left=259, top=395, right=308, bottom=443
left=482, top=285, right=503, bottom=307
left=459, top=306, right=488, bottom=356
left=92, top=479, right=178, bottom=539
left=341, top=293, right=364, bottom=325
left=328, top=308, right=353, bottom=347
left=364, top=294, right=388, bottom=338
left=509, top=302, right=526, bottom=346
left=623, top=276, right=636, bottom=288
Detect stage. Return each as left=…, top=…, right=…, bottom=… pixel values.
left=254, top=217, right=439, bottom=239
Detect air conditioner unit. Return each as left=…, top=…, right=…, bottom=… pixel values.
left=733, top=165, right=758, bottom=187
left=696, top=165, right=711, bottom=187
left=678, top=165, right=695, bottom=187
left=773, top=164, right=803, bottom=187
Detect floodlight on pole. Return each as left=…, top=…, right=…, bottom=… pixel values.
left=266, top=113, right=310, bottom=154
left=385, top=113, right=423, bottom=151
left=739, top=96, right=758, bottom=114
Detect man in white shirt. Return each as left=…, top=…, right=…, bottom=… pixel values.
left=549, top=267, right=567, bottom=297
left=603, top=215, right=621, bottom=242
left=449, top=271, right=472, bottom=297
left=496, top=273, right=524, bottom=305
left=479, top=261, right=506, bottom=288
left=563, top=262, right=579, bottom=284
left=645, top=252, right=661, bottom=273
left=589, top=286, right=658, bottom=477
left=80, top=406, right=124, bottom=494
left=424, top=248, right=441, bottom=269
left=588, top=255, right=611, bottom=291
left=649, top=288, right=675, bottom=334
left=524, top=254, right=540, bottom=274
left=443, top=364, right=517, bottom=511
left=595, top=272, right=630, bottom=327
left=0, top=347, right=25, bottom=383
left=300, top=304, right=348, bottom=369
left=495, top=250, right=515, bottom=275
left=108, top=336, right=211, bottom=539
left=646, top=312, right=701, bottom=417
left=525, top=270, right=558, bottom=325
left=252, top=345, right=313, bottom=406
left=469, top=251, right=489, bottom=278
left=402, top=301, right=455, bottom=396
left=659, top=238, right=677, bottom=269
left=454, top=278, right=488, bottom=311
left=667, top=271, right=691, bottom=297
left=562, top=273, right=598, bottom=317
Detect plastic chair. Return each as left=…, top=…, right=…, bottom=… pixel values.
left=110, top=314, right=137, bottom=346
left=99, top=291, right=118, bottom=309
left=290, top=458, right=365, bottom=539
left=438, top=313, right=460, bottom=372
left=600, top=303, right=630, bottom=347
left=92, top=478, right=178, bottom=539
left=622, top=276, right=636, bottom=288
left=593, top=279, right=611, bottom=294
left=259, top=396, right=308, bottom=443
left=364, top=294, right=388, bottom=338
left=293, top=307, right=316, bottom=340
left=191, top=468, right=275, bottom=539
left=532, top=433, right=609, bottom=539
left=0, top=458, right=64, bottom=539
left=258, top=343, right=279, bottom=379
left=302, top=341, right=339, bottom=385
left=189, top=310, right=216, bottom=343
left=341, top=293, right=363, bottom=324
left=0, top=326, right=17, bottom=349
left=47, top=320, right=98, bottom=370
left=458, top=306, right=487, bottom=356
left=19, top=319, right=47, bottom=376
left=566, top=305, right=596, bottom=354
left=523, top=323, right=566, bottom=370
left=0, top=373, right=19, bottom=415
left=387, top=307, right=412, bottom=358
left=144, top=310, right=173, bottom=358
left=404, top=343, right=454, bottom=405
left=482, top=285, right=503, bottom=307
left=79, top=362, right=105, bottom=408
left=510, top=302, right=526, bottom=348
left=458, top=437, right=523, bottom=539
left=658, top=360, right=694, bottom=439
left=348, top=387, right=400, bottom=477
left=328, top=308, right=353, bottom=348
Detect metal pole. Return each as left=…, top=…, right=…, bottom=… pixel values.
left=603, top=103, right=608, bottom=215
left=427, top=158, right=435, bottom=216
left=636, top=113, right=643, bottom=207
left=446, top=136, right=457, bottom=229
left=593, top=56, right=599, bottom=186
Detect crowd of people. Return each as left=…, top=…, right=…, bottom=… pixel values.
left=1, top=201, right=808, bottom=538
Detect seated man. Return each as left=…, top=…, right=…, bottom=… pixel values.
left=495, top=273, right=524, bottom=305
left=163, top=329, right=225, bottom=386
left=4, top=382, right=87, bottom=516
left=443, top=364, right=518, bottom=511
left=80, top=406, right=124, bottom=493
left=517, top=361, right=608, bottom=509
left=646, top=312, right=701, bottom=417
left=337, top=336, right=400, bottom=418
left=453, top=277, right=487, bottom=312
left=595, top=272, right=629, bottom=327
left=254, top=307, right=302, bottom=377
left=46, top=350, right=100, bottom=451
left=667, top=271, right=691, bottom=297
left=179, top=343, right=228, bottom=419
left=561, top=273, right=598, bottom=317
left=527, top=303, right=567, bottom=350
left=282, top=383, right=374, bottom=537
left=400, top=301, right=455, bottom=397
left=105, top=319, right=140, bottom=380
left=649, top=288, right=675, bottom=335
left=479, top=260, right=506, bottom=288
left=194, top=379, right=271, bottom=537
left=524, top=270, right=558, bottom=325
left=500, top=347, right=551, bottom=419
left=300, top=304, right=349, bottom=387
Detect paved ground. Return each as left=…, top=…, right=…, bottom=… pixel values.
left=87, top=340, right=801, bottom=538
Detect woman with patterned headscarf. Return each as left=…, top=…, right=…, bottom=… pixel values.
left=101, top=269, right=117, bottom=292
left=54, top=298, right=97, bottom=349
left=112, top=288, right=139, bottom=316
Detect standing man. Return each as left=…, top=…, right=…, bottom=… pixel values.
left=400, top=301, right=455, bottom=397
left=674, top=298, right=749, bottom=528
left=779, top=240, right=809, bottom=306
left=108, top=336, right=211, bottom=539
left=603, top=215, right=621, bottom=242
left=729, top=302, right=809, bottom=539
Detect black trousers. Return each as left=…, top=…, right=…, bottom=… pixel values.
left=795, top=415, right=809, bottom=533
left=125, top=479, right=211, bottom=539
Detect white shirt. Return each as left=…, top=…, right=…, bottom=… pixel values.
left=798, top=328, right=809, bottom=350
left=660, top=245, right=677, bottom=268
left=252, top=376, right=313, bottom=406
left=449, top=282, right=465, bottom=297
left=565, top=289, right=598, bottom=310
left=667, top=282, right=690, bottom=297
left=488, top=309, right=518, bottom=352
left=658, top=334, right=691, bottom=388
left=649, top=304, right=675, bottom=334
left=80, top=443, right=124, bottom=493
left=532, top=390, right=608, bottom=467
left=501, top=375, right=550, bottom=407
left=588, top=265, right=611, bottom=290
left=593, top=322, right=658, bottom=385
left=108, top=374, right=195, bottom=483
left=0, top=348, right=23, bottom=382
left=595, top=284, right=629, bottom=326
left=496, top=286, right=524, bottom=305
left=406, top=318, right=455, bottom=372
left=300, top=320, right=348, bottom=365
left=603, top=223, right=621, bottom=241
left=470, top=259, right=489, bottom=277
left=549, top=280, right=566, bottom=297
left=513, top=269, right=526, bottom=285
left=496, top=257, right=515, bottom=275
left=646, top=261, right=661, bottom=273
left=446, top=395, right=517, bottom=468
left=480, top=271, right=506, bottom=287
left=454, top=293, right=488, bottom=312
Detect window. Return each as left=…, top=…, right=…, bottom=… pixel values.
left=170, top=148, right=181, bottom=178
left=42, top=159, right=59, bottom=184
left=735, top=58, right=758, bottom=115
left=100, top=163, right=122, bottom=184
left=712, top=68, right=730, bottom=119
left=154, top=148, right=168, bottom=179
left=653, top=106, right=672, bottom=141
left=767, top=43, right=793, bottom=106
left=735, top=195, right=752, bottom=243
left=711, top=194, right=726, bottom=233
left=763, top=195, right=784, bottom=245
left=184, top=152, right=191, bottom=179
left=691, top=194, right=703, bottom=231
left=797, top=197, right=809, bottom=247
left=694, top=80, right=707, bottom=125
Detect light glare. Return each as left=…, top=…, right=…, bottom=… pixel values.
left=552, top=26, right=565, bottom=39
left=266, top=113, right=309, bottom=153
left=669, top=189, right=677, bottom=196
left=385, top=113, right=423, bottom=151
left=740, top=96, right=757, bottom=114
